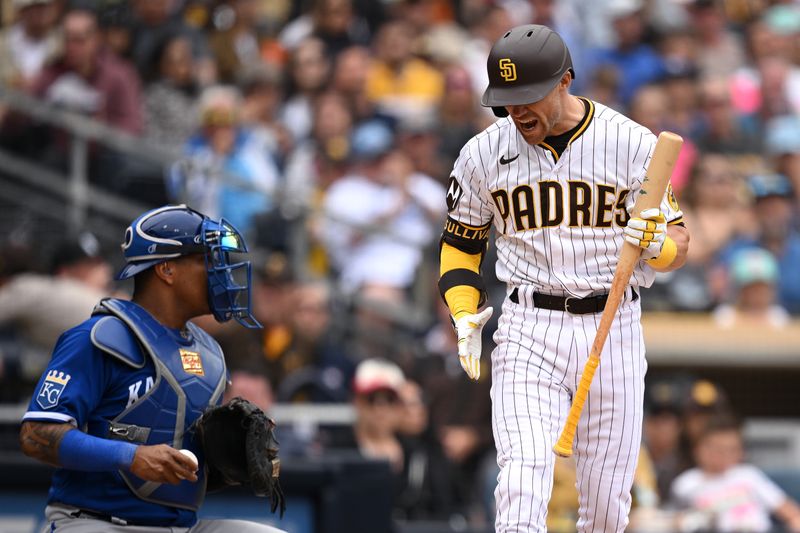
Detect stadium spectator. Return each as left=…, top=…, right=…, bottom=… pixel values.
left=755, top=54, right=800, bottom=120
left=279, top=0, right=371, bottom=54
left=0, top=0, right=59, bottom=89
left=283, top=90, right=354, bottom=215
left=143, top=35, right=199, bottom=147
left=633, top=77, right=698, bottom=192
left=321, top=120, right=444, bottom=291
left=168, top=85, right=280, bottom=237
left=682, top=154, right=756, bottom=268
left=765, top=115, right=800, bottom=204
left=419, top=301, right=494, bottom=519
left=681, top=380, right=732, bottom=457
left=671, top=416, right=800, bottom=532
left=684, top=0, right=747, bottom=78
left=436, top=65, right=488, bottom=165
left=29, top=7, right=142, bottom=134
left=209, top=0, right=264, bottom=84
left=719, top=173, right=800, bottom=314
left=644, top=379, right=690, bottom=502
left=281, top=37, right=332, bottom=142
left=696, top=76, right=761, bottom=156
left=629, top=84, right=670, bottom=137
left=238, top=64, right=290, bottom=165
left=311, top=0, right=370, bottom=57
left=331, top=46, right=375, bottom=123
left=460, top=4, right=513, bottom=102
left=224, top=367, right=275, bottom=414
left=714, top=247, right=790, bottom=329
left=586, top=0, right=666, bottom=106
left=393, top=380, right=454, bottom=520
left=328, top=358, right=406, bottom=473
left=396, top=113, right=446, bottom=185
left=271, top=281, right=355, bottom=403
left=365, top=19, right=444, bottom=121
left=127, top=0, right=214, bottom=84
left=0, top=234, right=110, bottom=382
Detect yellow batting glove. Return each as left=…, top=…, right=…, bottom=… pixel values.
left=454, top=307, right=493, bottom=381
left=623, top=208, right=667, bottom=260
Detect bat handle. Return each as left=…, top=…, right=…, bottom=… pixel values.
left=552, top=354, right=600, bottom=458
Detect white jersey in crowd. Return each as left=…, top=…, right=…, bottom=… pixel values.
left=446, top=98, right=683, bottom=297
left=671, top=464, right=788, bottom=532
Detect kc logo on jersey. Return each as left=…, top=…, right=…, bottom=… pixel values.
left=446, top=176, right=463, bottom=212
left=180, top=349, right=205, bottom=376
left=36, top=370, right=71, bottom=410
left=499, top=58, right=517, bottom=82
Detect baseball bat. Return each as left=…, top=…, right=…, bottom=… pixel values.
left=552, top=131, right=683, bottom=458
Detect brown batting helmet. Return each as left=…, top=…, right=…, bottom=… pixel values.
left=481, top=25, right=574, bottom=118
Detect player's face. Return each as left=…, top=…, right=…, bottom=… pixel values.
left=172, top=254, right=211, bottom=317
left=506, top=87, right=563, bottom=145
left=505, top=75, right=571, bottom=145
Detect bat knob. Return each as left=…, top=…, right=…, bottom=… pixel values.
left=552, top=441, right=574, bottom=458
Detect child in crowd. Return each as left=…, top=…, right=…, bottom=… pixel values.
left=671, top=417, right=800, bottom=532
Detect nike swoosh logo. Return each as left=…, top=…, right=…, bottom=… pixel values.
left=500, top=154, right=519, bottom=165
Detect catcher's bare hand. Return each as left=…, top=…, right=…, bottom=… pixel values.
left=130, top=444, right=198, bottom=485
left=455, top=307, right=493, bottom=381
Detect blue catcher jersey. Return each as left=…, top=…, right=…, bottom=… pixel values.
left=23, top=316, right=200, bottom=527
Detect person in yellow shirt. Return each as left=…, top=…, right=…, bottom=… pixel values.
left=365, top=20, right=443, bottom=118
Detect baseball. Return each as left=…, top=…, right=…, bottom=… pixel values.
left=179, top=449, right=198, bottom=471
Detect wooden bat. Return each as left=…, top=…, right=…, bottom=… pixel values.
left=552, top=131, right=683, bottom=458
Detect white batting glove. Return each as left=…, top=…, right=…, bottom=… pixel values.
left=454, top=307, right=493, bottom=381
left=623, top=208, right=667, bottom=260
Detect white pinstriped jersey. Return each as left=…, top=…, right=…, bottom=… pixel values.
left=445, top=98, right=683, bottom=297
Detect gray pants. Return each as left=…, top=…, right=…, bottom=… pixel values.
left=43, top=504, right=287, bottom=533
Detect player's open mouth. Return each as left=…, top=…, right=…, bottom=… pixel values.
left=520, top=119, right=538, bottom=131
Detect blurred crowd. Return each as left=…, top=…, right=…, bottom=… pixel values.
left=0, top=0, right=799, bottom=529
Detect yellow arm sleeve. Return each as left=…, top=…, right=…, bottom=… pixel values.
left=440, top=242, right=482, bottom=319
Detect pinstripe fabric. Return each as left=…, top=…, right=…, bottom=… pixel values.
left=446, top=99, right=671, bottom=532
left=492, top=287, right=644, bottom=532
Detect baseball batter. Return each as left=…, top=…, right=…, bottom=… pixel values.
left=438, top=25, right=689, bottom=532
left=20, top=205, right=285, bottom=533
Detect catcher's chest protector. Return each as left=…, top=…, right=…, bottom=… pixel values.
left=90, top=298, right=227, bottom=510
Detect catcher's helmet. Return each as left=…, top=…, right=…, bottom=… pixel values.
left=481, top=25, right=574, bottom=118
left=116, top=204, right=261, bottom=328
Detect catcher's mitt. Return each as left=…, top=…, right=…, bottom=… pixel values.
left=192, top=397, right=285, bottom=515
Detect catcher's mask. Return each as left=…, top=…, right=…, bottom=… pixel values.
left=116, top=204, right=261, bottom=329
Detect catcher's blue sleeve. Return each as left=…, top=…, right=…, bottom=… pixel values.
left=23, top=317, right=107, bottom=426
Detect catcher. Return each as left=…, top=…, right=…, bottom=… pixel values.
left=20, top=205, right=285, bottom=532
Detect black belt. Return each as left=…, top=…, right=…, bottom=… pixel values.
left=509, top=287, right=638, bottom=314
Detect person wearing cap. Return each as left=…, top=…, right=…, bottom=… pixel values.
left=321, top=119, right=445, bottom=292
left=0, top=0, right=59, bottom=89
left=713, top=247, right=790, bottom=328
left=439, top=23, right=689, bottom=532
left=0, top=235, right=111, bottom=383
left=643, top=379, right=691, bottom=501
left=765, top=115, right=800, bottom=205
left=719, top=173, right=800, bottom=314
left=585, top=0, right=666, bottom=105
left=168, top=85, right=281, bottom=238
left=322, top=359, right=406, bottom=472
left=19, top=205, right=286, bottom=532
